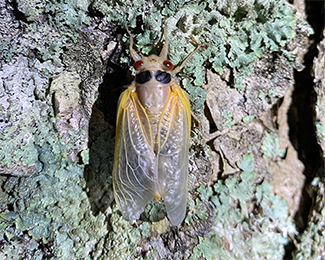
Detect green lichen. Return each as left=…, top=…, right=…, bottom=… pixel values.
left=261, top=132, right=286, bottom=159
left=105, top=211, right=141, bottom=259
left=294, top=220, right=325, bottom=260
left=198, top=185, right=213, bottom=201
left=0, top=40, right=15, bottom=62
left=237, top=153, right=255, bottom=173
left=185, top=197, right=208, bottom=225
left=18, top=0, right=91, bottom=28
left=0, top=57, right=52, bottom=171
left=221, top=110, right=235, bottom=127
left=0, top=136, right=110, bottom=258
left=190, top=153, right=296, bottom=260
left=182, top=78, right=207, bottom=111
left=140, top=222, right=151, bottom=237
left=2, top=0, right=93, bottom=65
left=315, top=100, right=325, bottom=139
left=144, top=200, right=165, bottom=223
left=316, top=121, right=325, bottom=139
left=0, top=0, right=109, bottom=256
left=92, top=0, right=296, bottom=90
left=293, top=177, right=325, bottom=260
left=243, top=115, right=255, bottom=123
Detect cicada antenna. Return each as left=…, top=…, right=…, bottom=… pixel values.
left=126, top=26, right=142, bottom=61
left=159, top=19, right=169, bottom=60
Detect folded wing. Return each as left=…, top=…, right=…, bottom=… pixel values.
left=157, top=85, right=191, bottom=226
left=112, top=88, right=157, bottom=221
left=113, top=85, right=190, bottom=226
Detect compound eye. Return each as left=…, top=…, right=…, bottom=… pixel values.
left=134, top=60, right=144, bottom=70
left=163, top=60, right=173, bottom=70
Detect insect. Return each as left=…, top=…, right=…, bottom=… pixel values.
left=112, top=24, right=200, bottom=226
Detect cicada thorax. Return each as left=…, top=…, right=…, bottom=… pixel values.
left=133, top=54, right=175, bottom=153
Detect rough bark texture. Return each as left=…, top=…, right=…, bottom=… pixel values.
left=0, top=0, right=324, bottom=259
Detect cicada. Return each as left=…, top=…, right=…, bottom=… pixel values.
left=112, top=25, right=200, bottom=226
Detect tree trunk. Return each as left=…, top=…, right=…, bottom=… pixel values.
left=0, top=0, right=324, bottom=259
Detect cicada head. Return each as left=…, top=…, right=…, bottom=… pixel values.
left=126, top=25, right=174, bottom=85
left=126, top=25, right=201, bottom=79
left=125, top=25, right=200, bottom=114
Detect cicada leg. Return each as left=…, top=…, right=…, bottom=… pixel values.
left=171, top=35, right=202, bottom=75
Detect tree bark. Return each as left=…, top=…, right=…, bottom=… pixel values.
left=0, top=0, right=324, bottom=259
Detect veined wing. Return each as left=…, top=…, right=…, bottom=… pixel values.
left=157, top=84, right=191, bottom=226
left=112, top=87, right=157, bottom=221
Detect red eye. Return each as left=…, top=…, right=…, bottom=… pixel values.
left=163, top=60, right=173, bottom=70
left=134, top=60, right=144, bottom=70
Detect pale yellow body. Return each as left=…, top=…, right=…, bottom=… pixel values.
left=112, top=25, right=200, bottom=226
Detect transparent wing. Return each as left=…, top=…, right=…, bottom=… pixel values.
left=112, top=88, right=157, bottom=221
left=157, top=85, right=191, bottom=226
